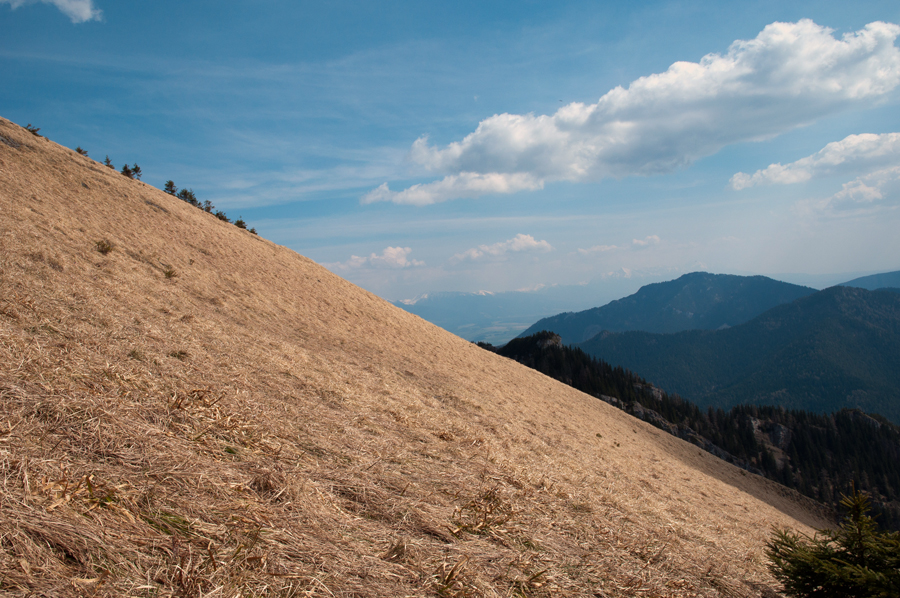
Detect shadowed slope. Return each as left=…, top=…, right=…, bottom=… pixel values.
left=0, top=117, right=826, bottom=597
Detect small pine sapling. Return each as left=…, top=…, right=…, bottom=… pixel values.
left=25, top=124, right=41, bottom=136
left=131, top=164, right=142, bottom=180
left=214, top=210, right=230, bottom=223
left=203, top=200, right=213, bottom=213
left=121, top=164, right=134, bottom=179
left=164, top=180, right=177, bottom=195
left=234, top=217, right=247, bottom=229
left=104, top=156, right=114, bottom=169
left=249, top=228, right=257, bottom=235
left=75, top=147, right=88, bottom=156
left=767, top=489, right=900, bottom=597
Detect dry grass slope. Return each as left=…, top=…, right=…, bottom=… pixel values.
left=0, top=117, right=828, bottom=597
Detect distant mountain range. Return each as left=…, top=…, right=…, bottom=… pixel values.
left=840, top=270, right=900, bottom=291
left=392, top=272, right=672, bottom=345
left=393, top=290, right=563, bottom=346
left=577, top=286, right=900, bottom=423
left=519, top=272, right=817, bottom=345
left=393, top=269, right=899, bottom=346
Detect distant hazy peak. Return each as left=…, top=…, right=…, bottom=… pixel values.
left=839, top=269, right=900, bottom=291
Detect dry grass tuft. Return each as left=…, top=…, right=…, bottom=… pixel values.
left=95, top=239, right=114, bottom=255
left=0, top=115, right=829, bottom=596
left=431, top=556, right=478, bottom=598
left=451, top=487, right=515, bottom=538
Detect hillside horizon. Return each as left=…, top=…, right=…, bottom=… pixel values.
left=0, top=117, right=828, bottom=597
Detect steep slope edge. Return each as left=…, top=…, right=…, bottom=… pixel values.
left=0, top=118, right=825, bottom=597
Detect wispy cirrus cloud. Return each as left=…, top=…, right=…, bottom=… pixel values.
left=451, top=234, right=552, bottom=263
left=731, top=133, right=900, bottom=189
left=577, top=244, right=618, bottom=255
left=1, top=0, right=101, bottom=23
left=365, top=19, right=900, bottom=206
left=362, top=172, right=542, bottom=206
left=326, top=246, right=425, bottom=270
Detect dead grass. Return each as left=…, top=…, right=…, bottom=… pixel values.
left=0, top=115, right=829, bottom=597
left=95, top=239, right=114, bottom=255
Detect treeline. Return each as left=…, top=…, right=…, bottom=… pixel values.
left=64, top=135, right=258, bottom=235
left=482, top=331, right=900, bottom=529
left=488, top=333, right=650, bottom=404
left=753, top=407, right=900, bottom=528
left=162, top=180, right=255, bottom=234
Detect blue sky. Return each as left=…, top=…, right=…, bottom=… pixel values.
left=3, top=0, right=900, bottom=301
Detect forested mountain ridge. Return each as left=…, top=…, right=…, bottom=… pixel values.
left=577, top=285, right=900, bottom=422
left=840, top=269, right=900, bottom=291
left=489, top=332, right=900, bottom=529
left=519, top=272, right=815, bottom=345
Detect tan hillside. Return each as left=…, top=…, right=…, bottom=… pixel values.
left=0, top=116, right=828, bottom=597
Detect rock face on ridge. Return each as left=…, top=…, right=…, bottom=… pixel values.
left=0, top=117, right=827, bottom=597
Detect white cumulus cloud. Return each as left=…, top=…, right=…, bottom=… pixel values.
left=734, top=132, right=900, bottom=216
left=632, top=235, right=662, bottom=248
left=452, top=234, right=553, bottom=262
left=366, top=19, right=900, bottom=205
left=328, top=246, right=425, bottom=270
left=1, top=0, right=101, bottom=23
left=731, top=133, right=900, bottom=189
left=827, top=165, right=900, bottom=210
